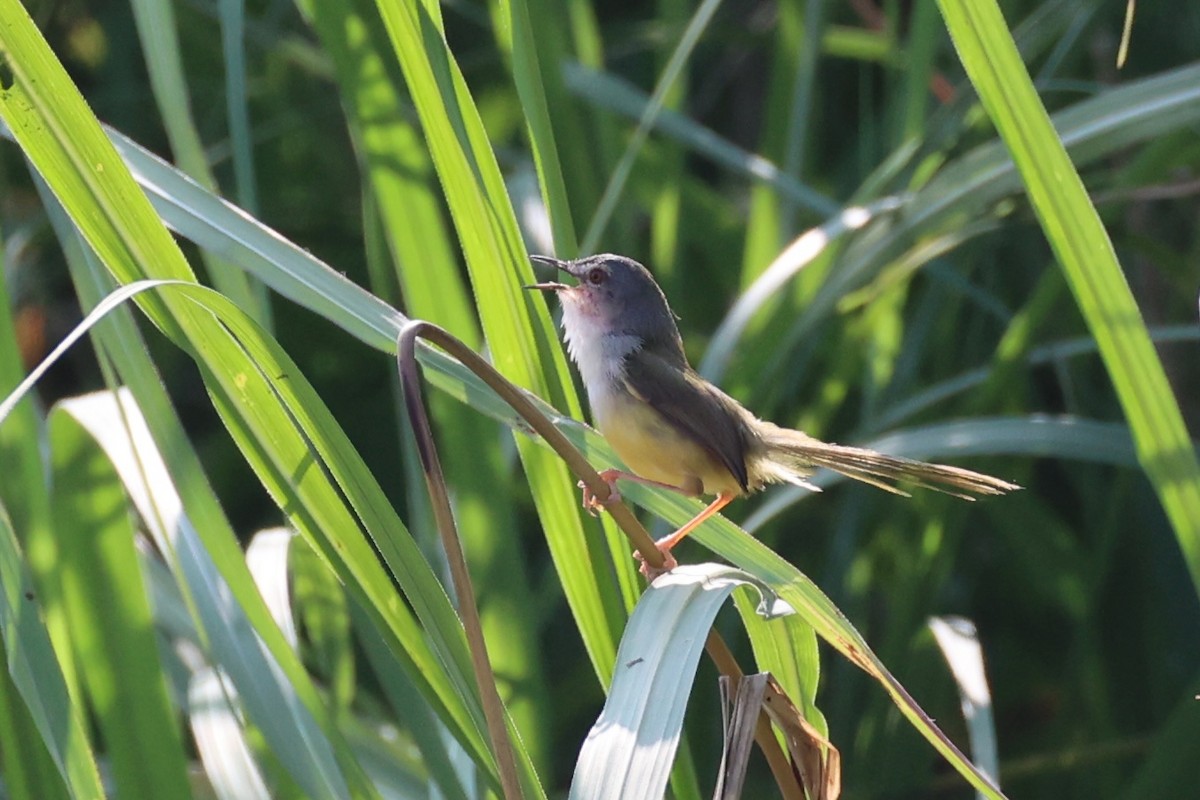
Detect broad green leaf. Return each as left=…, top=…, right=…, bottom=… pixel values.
left=570, top=564, right=793, bottom=799
left=497, top=0, right=579, bottom=256
left=733, top=590, right=824, bottom=736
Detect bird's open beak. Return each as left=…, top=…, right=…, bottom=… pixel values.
left=524, top=254, right=573, bottom=291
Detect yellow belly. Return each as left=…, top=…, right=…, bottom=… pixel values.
left=593, top=391, right=743, bottom=496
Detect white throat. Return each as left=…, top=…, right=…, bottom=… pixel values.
left=560, top=298, right=640, bottom=423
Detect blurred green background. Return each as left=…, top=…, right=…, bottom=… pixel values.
left=3, top=0, right=1200, bottom=797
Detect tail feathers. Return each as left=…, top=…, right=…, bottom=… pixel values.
left=760, top=427, right=1019, bottom=500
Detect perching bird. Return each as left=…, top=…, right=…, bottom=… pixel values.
left=526, top=253, right=1017, bottom=571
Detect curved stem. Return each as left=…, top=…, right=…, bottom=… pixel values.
left=397, top=322, right=525, bottom=799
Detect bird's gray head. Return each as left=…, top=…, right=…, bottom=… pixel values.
left=526, top=254, right=682, bottom=353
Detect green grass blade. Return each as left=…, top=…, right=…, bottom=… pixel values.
left=562, top=63, right=838, bottom=218
left=0, top=224, right=51, bottom=591
left=48, top=402, right=193, bottom=798
left=50, top=383, right=357, bottom=799
left=501, top=0, right=579, bottom=255
left=874, top=325, right=1200, bottom=431
left=188, top=667, right=272, bottom=799
left=569, top=564, right=795, bottom=799
left=928, top=617, right=998, bottom=785
left=768, top=60, right=1200, bottom=372
left=373, top=0, right=630, bottom=683
left=102, top=127, right=399, bottom=349
left=0, top=19, right=506, bottom=787
left=936, top=0, right=1200, bottom=593
left=778, top=0, right=827, bottom=231
left=26, top=160, right=370, bottom=800
left=301, top=1, right=554, bottom=766
left=580, top=0, right=721, bottom=253
left=0, top=651, right=70, bottom=800
left=217, top=0, right=259, bottom=214
left=691, top=524, right=1005, bottom=798
left=299, top=0, right=477, bottom=341
left=129, top=0, right=270, bottom=324
left=351, top=601, right=472, bottom=800
left=0, top=507, right=105, bottom=799
left=733, top=590, right=824, bottom=735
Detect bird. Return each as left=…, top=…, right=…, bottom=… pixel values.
left=525, top=253, right=1018, bottom=572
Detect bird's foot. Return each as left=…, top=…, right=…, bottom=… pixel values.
left=634, top=543, right=678, bottom=580
left=578, top=469, right=623, bottom=516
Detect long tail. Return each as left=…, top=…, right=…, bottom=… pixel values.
left=758, top=424, right=1019, bottom=500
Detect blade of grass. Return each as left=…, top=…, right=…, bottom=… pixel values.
left=778, top=0, right=828, bottom=233
left=301, top=1, right=554, bottom=765
left=700, top=196, right=907, bottom=382
left=928, top=616, right=998, bottom=787
left=757, top=59, right=1200, bottom=390
left=896, top=1, right=942, bottom=144
left=33, top=196, right=372, bottom=797
left=48, top=381, right=358, bottom=799
left=645, top=0, right=690, bottom=282
left=299, top=0, right=477, bottom=341
left=129, top=0, right=270, bottom=325
left=0, top=226, right=52, bottom=596
left=873, top=325, right=1200, bottom=432
left=562, top=63, right=838, bottom=225
left=568, top=564, right=799, bottom=800
left=579, top=0, right=741, bottom=253
left=0, top=647, right=71, bottom=800
left=687, top=521, right=1005, bottom=797
left=742, top=0, right=831, bottom=272
left=49, top=407, right=192, bottom=798
left=216, top=0, right=258, bottom=215
left=189, top=667, right=272, bottom=799
left=350, top=600, right=472, bottom=800
left=498, top=0, right=579, bottom=256
left=0, top=507, right=105, bottom=799
left=0, top=11, right=525, bottom=790
left=732, top=590, right=824, bottom=735
left=936, top=0, right=1200, bottom=593
left=373, top=0, right=630, bottom=684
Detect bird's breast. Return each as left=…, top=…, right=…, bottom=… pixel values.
left=589, top=380, right=744, bottom=497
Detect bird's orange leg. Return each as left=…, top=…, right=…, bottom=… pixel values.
left=578, top=469, right=699, bottom=515
left=638, top=491, right=738, bottom=578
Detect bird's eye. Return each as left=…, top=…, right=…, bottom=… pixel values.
left=587, top=268, right=606, bottom=285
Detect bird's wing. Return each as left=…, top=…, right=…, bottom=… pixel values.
left=621, top=353, right=752, bottom=492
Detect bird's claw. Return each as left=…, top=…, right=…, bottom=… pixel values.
left=635, top=545, right=678, bottom=580
left=578, top=479, right=620, bottom=516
